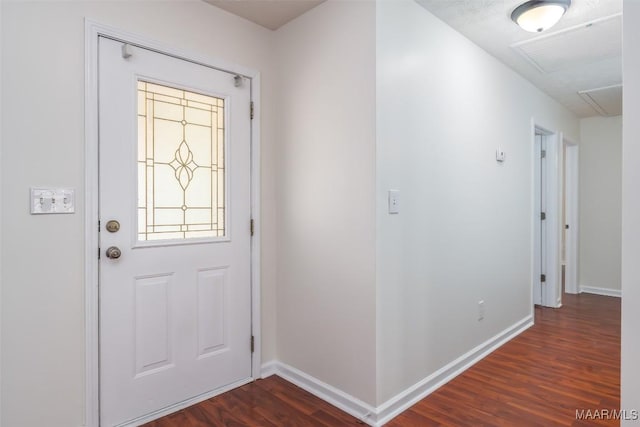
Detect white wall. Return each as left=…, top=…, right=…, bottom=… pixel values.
left=0, top=0, right=4, bottom=422
left=579, top=116, right=622, bottom=293
left=622, top=0, right=640, bottom=421
left=274, top=0, right=377, bottom=406
left=3, top=0, right=622, bottom=423
left=0, top=1, right=277, bottom=425
left=375, top=0, right=579, bottom=404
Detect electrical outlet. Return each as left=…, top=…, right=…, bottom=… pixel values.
left=478, top=300, right=485, bottom=321
left=388, top=190, right=400, bottom=214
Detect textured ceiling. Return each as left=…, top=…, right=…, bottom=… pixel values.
left=415, top=0, right=622, bottom=118
left=204, top=0, right=325, bottom=30
left=204, top=0, right=620, bottom=117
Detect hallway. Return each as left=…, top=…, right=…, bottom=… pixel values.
left=390, top=293, right=620, bottom=426
left=144, top=293, right=620, bottom=426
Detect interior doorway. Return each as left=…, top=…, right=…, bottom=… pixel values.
left=533, top=124, right=562, bottom=308
left=562, top=139, right=579, bottom=294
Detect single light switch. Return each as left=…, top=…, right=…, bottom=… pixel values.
left=31, top=188, right=75, bottom=214
left=388, top=190, right=400, bottom=214
left=496, top=148, right=506, bottom=163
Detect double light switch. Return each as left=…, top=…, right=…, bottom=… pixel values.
left=30, top=188, right=75, bottom=214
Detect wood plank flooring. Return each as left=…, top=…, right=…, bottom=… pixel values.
left=144, top=293, right=620, bottom=426
left=388, top=293, right=620, bottom=426
left=142, top=375, right=363, bottom=427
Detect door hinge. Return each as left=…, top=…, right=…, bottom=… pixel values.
left=250, top=101, right=254, bottom=120
left=250, top=219, right=254, bottom=236
left=541, top=212, right=546, bottom=220
left=541, top=274, right=546, bottom=283
left=98, top=247, right=101, bottom=260
left=251, top=335, right=255, bottom=353
left=565, top=224, right=570, bottom=230
left=541, top=150, right=547, bottom=159
left=98, top=220, right=101, bottom=232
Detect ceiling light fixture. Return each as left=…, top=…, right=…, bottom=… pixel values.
left=511, top=0, right=571, bottom=33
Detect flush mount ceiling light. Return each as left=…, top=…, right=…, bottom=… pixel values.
left=511, top=0, right=571, bottom=33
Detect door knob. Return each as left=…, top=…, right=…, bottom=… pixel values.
left=106, top=246, right=122, bottom=259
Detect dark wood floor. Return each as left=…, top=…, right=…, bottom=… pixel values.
left=144, top=293, right=620, bottom=426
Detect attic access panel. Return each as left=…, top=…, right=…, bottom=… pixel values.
left=511, top=14, right=621, bottom=74
left=578, top=84, right=622, bottom=116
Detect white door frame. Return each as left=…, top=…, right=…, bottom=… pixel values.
left=533, top=131, right=543, bottom=306
left=84, top=20, right=262, bottom=427
left=531, top=120, right=562, bottom=308
left=563, top=139, right=580, bottom=294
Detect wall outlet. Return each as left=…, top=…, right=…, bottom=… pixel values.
left=478, top=300, right=485, bottom=321
left=388, top=190, right=400, bottom=214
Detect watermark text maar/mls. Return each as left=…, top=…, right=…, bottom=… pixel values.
left=576, top=409, right=639, bottom=421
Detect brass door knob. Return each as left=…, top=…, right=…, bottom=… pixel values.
left=105, top=246, right=122, bottom=259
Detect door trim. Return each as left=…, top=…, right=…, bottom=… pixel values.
left=84, top=20, right=261, bottom=427
left=531, top=119, right=562, bottom=309
left=563, top=138, right=580, bottom=294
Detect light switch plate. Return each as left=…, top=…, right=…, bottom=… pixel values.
left=388, top=190, right=400, bottom=214
left=496, top=148, right=506, bottom=163
left=31, top=188, right=75, bottom=214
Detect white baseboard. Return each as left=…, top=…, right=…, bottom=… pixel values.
left=260, top=315, right=533, bottom=426
left=580, top=286, right=621, bottom=298
left=374, top=315, right=533, bottom=425
left=260, top=360, right=278, bottom=379
left=261, top=361, right=377, bottom=425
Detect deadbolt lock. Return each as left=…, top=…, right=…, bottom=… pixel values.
left=106, top=220, right=120, bottom=233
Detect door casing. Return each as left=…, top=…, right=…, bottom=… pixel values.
left=563, top=139, right=580, bottom=295
left=84, top=20, right=262, bottom=427
left=531, top=119, right=563, bottom=309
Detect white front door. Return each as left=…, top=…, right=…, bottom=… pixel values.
left=98, top=37, right=252, bottom=426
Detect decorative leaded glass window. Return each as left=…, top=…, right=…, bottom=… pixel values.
left=137, top=81, right=226, bottom=241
